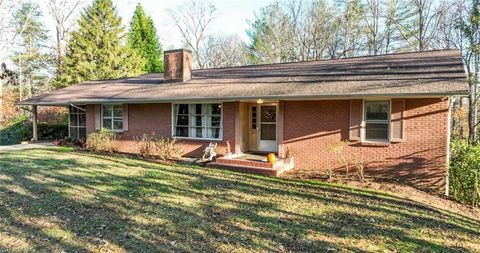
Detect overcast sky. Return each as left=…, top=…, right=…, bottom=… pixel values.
left=37, top=0, right=273, bottom=50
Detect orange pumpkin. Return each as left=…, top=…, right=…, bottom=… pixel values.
left=267, top=153, right=276, bottom=164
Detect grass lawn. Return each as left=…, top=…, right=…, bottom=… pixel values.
left=0, top=147, right=479, bottom=253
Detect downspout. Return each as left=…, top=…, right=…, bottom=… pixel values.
left=445, top=97, right=453, bottom=196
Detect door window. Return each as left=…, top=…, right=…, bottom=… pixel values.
left=260, top=106, right=276, bottom=141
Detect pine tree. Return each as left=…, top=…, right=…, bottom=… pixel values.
left=128, top=3, right=163, bottom=73
left=394, top=0, right=439, bottom=52
left=55, top=0, right=144, bottom=88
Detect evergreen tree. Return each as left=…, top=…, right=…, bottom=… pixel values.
left=128, top=3, right=163, bottom=73
left=56, top=0, right=144, bottom=88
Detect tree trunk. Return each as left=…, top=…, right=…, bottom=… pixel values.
left=0, top=77, right=3, bottom=123
left=56, top=24, right=62, bottom=68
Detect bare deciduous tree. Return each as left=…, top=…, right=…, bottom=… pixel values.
left=249, top=0, right=345, bottom=62
left=461, top=0, right=480, bottom=142
left=434, top=0, right=465, bottom=49
left=247, top=1, right=296, bottom=64
left=362, top=0, right=385, bottom=55
left=202, top=34, right=250, bottom=68
left=394, top=0, right=445, bottom=51
left=326, top=0, right=364, bottom=59
left=0, top=0, right=21, bottom=62
left=338, top=0, right=364, bottom=58
left=383, top=0, right=399, bottom=53
left=293, top=0, right=334, bottom=60
left=0, top=0, right=20, bottom=114
left=46, top=0, right=84, bottom=69
left=167, top=0, right=217, bottom=69
left=433, top=0, right=480, bottom=142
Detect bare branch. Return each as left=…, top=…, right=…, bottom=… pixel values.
left=46, top=0, right=85, bottom=68
left=167, top=0, right=218, bottom=69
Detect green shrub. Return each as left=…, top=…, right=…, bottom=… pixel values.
left=38, top=124, right=69, bottom=140
left=0, top=115, right=68, bottom=145
left=0, top=115, right=31, bottom=145
left=86, top=128, right=118, bottom=153
left=449, top=139, right=480, bottom=206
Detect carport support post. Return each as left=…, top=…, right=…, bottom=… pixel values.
left=32, top=105, right=38, bottom=142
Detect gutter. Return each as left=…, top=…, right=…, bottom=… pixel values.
left=16, top=92, right=469, bottom=106
left=70, top=104, right=86, bottom=112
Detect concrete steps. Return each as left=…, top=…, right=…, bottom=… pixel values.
left=207, top=156, right=294, bottom=176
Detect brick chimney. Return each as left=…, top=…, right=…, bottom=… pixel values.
left=163, top=49, right=192, bottom=82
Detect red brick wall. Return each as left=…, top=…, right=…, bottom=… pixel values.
left=85, top=98, right=448, bottom=191
left=86, top=102, right=237, bottom=157
left=86, top=104, right=95, bottom=132
left=283, top=98, right=448, bottom=191
left=163, top=49, right=192, bottom=82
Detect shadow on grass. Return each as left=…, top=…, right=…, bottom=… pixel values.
left=0, top=148, right=478, bottom=252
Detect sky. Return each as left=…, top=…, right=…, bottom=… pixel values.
left=0, top=0, right=275, bottom=66
left=37, top=0, right=274, bottom=50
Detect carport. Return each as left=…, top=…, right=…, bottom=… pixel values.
left=17, top=102, right=86, bottom=142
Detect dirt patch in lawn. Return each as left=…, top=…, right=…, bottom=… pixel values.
left=283, top=170, right=480, bottom=221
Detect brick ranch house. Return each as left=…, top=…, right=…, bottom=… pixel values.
left=19, top=49, right=468, bottom=194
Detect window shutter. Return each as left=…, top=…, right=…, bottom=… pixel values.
left=94, top=104, right=101, bottom=130
left=349, top=100, right=363, bottom=141
left=123, top=104, right=129, bottom=131
left=391, top=99, right=405, bottom=142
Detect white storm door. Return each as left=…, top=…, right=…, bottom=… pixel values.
left=258, top=105, right=277, bottom=152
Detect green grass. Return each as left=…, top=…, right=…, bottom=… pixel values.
left=0, top=147, right=479, bottom=252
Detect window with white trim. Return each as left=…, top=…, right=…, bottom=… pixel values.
left=69, top=105, right=86, bottom=139
left=102, top=104, right=123, bottom=131
left=173, top=103, right=222, bottom=140
left=364, top=101, right=390, bottom=141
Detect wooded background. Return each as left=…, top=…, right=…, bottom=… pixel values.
left=0, top=0, right=478, bottom=140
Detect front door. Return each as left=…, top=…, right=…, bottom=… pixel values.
left=258, top=105, right=277, bottom=152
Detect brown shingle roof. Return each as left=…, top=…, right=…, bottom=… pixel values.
left=18, top=49, right=468, bottom=105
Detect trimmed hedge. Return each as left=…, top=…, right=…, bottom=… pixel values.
left=38, top=124, right=69, bottom=141
left=449, top=139, right=480, bottom=206
left=0, top=115, right=68, bottom=145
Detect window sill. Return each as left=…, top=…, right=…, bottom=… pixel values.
left=97, top=129, right=124, bottom=133
left=173, top=136, right=223, bottom=142
left=360, top=141, right=390, bottom=147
